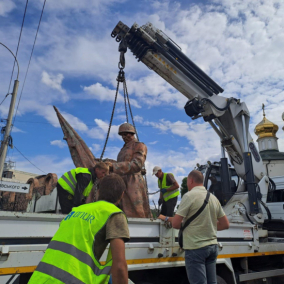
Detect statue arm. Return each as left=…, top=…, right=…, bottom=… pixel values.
left=113, top=143, right=147, bottom=175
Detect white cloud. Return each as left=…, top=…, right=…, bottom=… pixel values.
left=149, top=141, right=158, bottom=145
left=11, top=126, right=24, bottom=133
left=41, top=71, right=66, bottom=94
left=50, top=140, right=66, bottom=148
left=126, top=74, right=188, bottom=109
left=89, top=143, right=101, bottom=154
left=43, top=0, right=127, bottom=13
left=14, top=154, right=74, bottom=177
left=134, top=115, right=144, bottom=123
left=0, top=0, right=15, bottom=16
left=83, top=82, right=141, bottom=108
left=60, top=112, right=89, bottom=132
left=88, top=119, right=120, bottom=140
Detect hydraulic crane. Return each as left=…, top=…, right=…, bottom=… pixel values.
left=111, top=21, right=272, bottom=222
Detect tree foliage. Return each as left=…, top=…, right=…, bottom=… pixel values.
left=180, top=177, right=188, bottom=198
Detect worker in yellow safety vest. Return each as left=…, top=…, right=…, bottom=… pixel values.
left=57, top=162, right=108, bottom=214
left=153, top=166, right=180, bottom=217
left=28, top=173, right=129, bottom=284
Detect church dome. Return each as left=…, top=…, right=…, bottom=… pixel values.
left=254, top=106, right=278, bottom=140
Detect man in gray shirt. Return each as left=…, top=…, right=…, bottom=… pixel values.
left=158, top=170, right=229, bottom=284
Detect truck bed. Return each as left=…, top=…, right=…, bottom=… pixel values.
left=1, top=211, right=284, bottom=276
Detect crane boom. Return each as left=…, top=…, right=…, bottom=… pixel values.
left=111, top=21, right=267, bottom=215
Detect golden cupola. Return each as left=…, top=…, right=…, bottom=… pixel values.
left=254, top=104, right=279, bottom=152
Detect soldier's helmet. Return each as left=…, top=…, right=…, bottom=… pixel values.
left=118, top=123, right=136, bottom=135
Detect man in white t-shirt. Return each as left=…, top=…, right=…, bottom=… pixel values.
left=158, top=170, right=229, bottom=284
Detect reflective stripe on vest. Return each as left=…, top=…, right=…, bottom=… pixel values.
left=158, top=173, right=180, bottom=202
left=57, top=167, right=93, bottom=197
left=28, top=201, right=124, bottom=284
left=36, top=262, right=85, bottom=284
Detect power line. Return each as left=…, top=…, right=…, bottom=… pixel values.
left=6, top=0, right=29, bottom=96
left=13, top=145, right=46, bottom=174
left=0, top=94, right=10, bottom=106
left=12, top=0, right=47, bottom=132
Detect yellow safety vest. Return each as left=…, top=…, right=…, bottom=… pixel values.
left=158, top=173, right=180, bottom=202
left=58, top=167, right=94, bottom=197
left=28, top=201, right=125, bottom=284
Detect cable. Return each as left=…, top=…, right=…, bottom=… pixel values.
left=7, top=0, right=29, bottom=95
left=0, top=94, right=10, bottom=106
left=256, top=183, right=272, bottom=220
left=239, top=202, right=255, bottom=225
left=268, top=178, right=276, bottom=192
left=0, top=43, right=20, bottom=80
left=201, top=97, right=235, bottom=112
left=11, top=0, right=47, bottom=132
left=14, top=145, right=46, bottom=174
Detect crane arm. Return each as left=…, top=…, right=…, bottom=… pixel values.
left=111, top=21, right=267, bottom=214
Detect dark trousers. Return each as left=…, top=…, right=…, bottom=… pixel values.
left=57, top=183, right=74, bottom=214
left=160, top=196, right=178, bottom=217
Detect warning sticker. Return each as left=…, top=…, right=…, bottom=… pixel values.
left=243, top=229, right=253, bottom=240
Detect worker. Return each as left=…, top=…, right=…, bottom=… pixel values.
left=158, top=170, right=229, bottom=284
left=57, top=162, right=108, bottom=214
left=153, top=166, right=179, bottom=217
left=28, top=173, right=129, bottom=284
left=108, top=123, right=151, bottom=218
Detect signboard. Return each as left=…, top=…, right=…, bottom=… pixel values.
left=0, top=180, right=30, bottom=194
left=243, top=229, right=253, bottom=240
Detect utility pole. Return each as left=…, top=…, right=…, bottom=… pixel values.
left=0, top=42, right=20, bottom=180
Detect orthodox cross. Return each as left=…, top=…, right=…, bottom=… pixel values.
left=262, top=103, right=266, bottom=117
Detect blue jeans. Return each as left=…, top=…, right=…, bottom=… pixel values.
left=185, top=244, right=218, bottom=284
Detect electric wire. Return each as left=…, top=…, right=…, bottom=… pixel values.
left=14, top=145, right=46, bottom=174
left=0, top=94, right=10, bottom=106
left=11, top=0, right=47, bottom=132
left=6, top=0, right=29, bottom=96
left=7, top=0, right=46, bottom=169
left=0, top=43, right=20, bottom=80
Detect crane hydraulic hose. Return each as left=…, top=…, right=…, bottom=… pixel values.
left=201, top=97, right=236, bottom=112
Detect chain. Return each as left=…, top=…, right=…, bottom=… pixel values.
left=123, top=80, right=128, bottom=123
left=124, top=80, right=139, bottom=141
left=122, top=76, right=151, bottom=216
left=93, top=180, right=99, bottom=202
left=101, top=59, right=152, bottom=216
left=148, top=189, right=160, bottom=195
left=100, top=69, right=123, bottom=160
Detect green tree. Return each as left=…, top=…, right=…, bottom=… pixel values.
left=180, top=177, right=188, bottom=198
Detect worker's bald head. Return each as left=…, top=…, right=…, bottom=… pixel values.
left=187, top=170, right=204, bottom=190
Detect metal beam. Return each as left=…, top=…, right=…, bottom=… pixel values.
left=239, top=268, right=284, bottom=282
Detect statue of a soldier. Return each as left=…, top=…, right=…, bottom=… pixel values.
left=108, top=123, right=151, bottom=218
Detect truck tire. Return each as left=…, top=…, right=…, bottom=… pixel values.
left=217, top=275, right=228, bottom=284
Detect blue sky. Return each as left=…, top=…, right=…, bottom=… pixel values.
left=1, top=0, right=284, bottom=204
